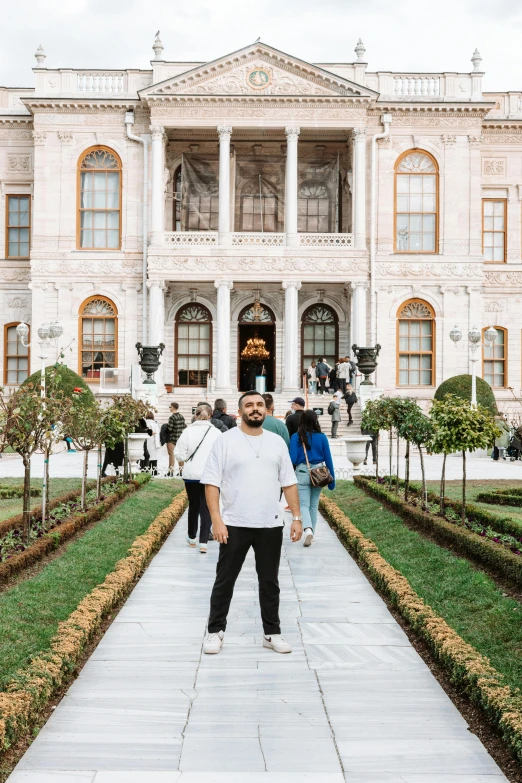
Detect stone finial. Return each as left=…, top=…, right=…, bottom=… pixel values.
left=354, top=38, right=366, bottom=63
left=471, top=48, right=483, bottom=72
left=152, top=31, right=164, bottom=61
left=34, top=44, right=46, bottom=66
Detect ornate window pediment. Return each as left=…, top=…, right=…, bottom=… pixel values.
left=239, top=302, right=275, bottom=323
left=303, top=304, right=336, bottom=324
left=177, top=304, right=211, bottom=323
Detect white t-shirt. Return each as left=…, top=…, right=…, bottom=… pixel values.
left=200, top=426, right=297, bottom=528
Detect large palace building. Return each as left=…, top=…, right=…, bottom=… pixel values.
left=0, top=38, right=520, bottom=403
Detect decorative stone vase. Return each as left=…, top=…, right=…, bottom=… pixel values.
left=342, top=435, right=372, bottom=474
left=136, top=342, right=165, bottom=384
left=127, top=432, right=148, bottom=462
left=351, top=344, right=382, bottom=386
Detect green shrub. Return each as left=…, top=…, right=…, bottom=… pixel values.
left=477, top=492, right=522, bottom=507
left=23, top=364, right=94, bottom=407
left=434, top=374, right=497, bottom=415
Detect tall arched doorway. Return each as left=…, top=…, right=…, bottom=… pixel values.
left=301, top=304, right=338, bottom=375
left=238, top=302, right=276, bottom=391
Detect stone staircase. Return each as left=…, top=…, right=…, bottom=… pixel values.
left=154, top=390, right=362, bottom=450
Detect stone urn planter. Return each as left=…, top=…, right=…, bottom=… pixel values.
left=351, top=344, right=381, bottom=386
left=342, top=435, right=372, bottom=474
left=127, top=432, right=148, bottom=462
left=136, top=342, right=165, bottom=384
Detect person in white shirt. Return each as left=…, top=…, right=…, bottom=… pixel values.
left=201, top=390, right=302, bottom=655
left=307, top=360, right=317, bottom=394
left=175, top=408, right=222, bottom=553
left=144, top=413, right=160, bottom=476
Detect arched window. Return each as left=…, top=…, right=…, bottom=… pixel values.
left=395, top=151, right=438, bottom=254
left=78, top=147, right=121, bottom=249
left=397, top=299, right=435, bottom=386
left=79, top=296, right=117, bottom=379
left=4, top=322, right=30, bottom=385
left=483, top=326, right=507, bottom=388
left=301, top=304, right=338, bottom=372
left=175, top=304, right=212, bottom=387
left=173, top=165, right=182, bottom=232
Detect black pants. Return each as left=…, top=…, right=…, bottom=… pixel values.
left=338, top=379, right=347, bottom=395
left=185, top=481, right=212, bottom=543
left=365, top=435, right=377, bottom=462
left=346, top=401, right=354, bottom=423
left=208, top=525, right=283, bottom=635
left=318, top=376, right=327, bottom=394
left=331, top=420, right=339, bottom=438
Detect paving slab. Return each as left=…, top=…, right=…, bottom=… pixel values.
left=9, top=510, right=507, bottom=780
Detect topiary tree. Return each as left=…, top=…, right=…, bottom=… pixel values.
left=430, top=394, right=500, bottom=523
left=23, top=363, right=94, bottom=407
left=434, top=374, right=497, bottom=416
left=394, top=398, right=428, bottom=502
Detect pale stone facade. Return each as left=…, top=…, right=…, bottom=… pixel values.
left=1, top=39, right=521, bottom=406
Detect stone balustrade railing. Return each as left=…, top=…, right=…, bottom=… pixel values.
left=163, top=232, right=218, bottom=247
left=231, top=233, right=285, bottom=247
left=77, top=73, right=127, bottom=94
left=393, top=76, right=441, bottom=97
left=162, top=231, right=354, bottom=248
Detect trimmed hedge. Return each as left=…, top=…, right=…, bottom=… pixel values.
left=319, top=493, right=522, bottom=765
left=0, top=474, right=150, bottom=584
left=0, top=487, right=40, bottom=500
left=0, top=478, right=113, bottom=538
left=355, top=476, right=522, bottom=587
left=0, top=489, right=187, bottom=753
left=477, top=491, right=522, bottom=507
left=434, top=373, right=497, bottom=415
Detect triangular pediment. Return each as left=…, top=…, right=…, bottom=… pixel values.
left=142, top=42, right=377, bottom=99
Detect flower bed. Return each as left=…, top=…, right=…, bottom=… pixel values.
left=355, top=475, right=522, bottom=587
left=319, top=493, right=522, bottom=765
left=0, top=490, right=187, bottom=753
left=0, top=474, right=150, bottom=584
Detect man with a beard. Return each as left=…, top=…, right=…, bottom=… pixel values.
left=201, top=391, right=302, bottom=655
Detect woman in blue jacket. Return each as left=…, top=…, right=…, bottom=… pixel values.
left=289, top=409, right=335, bottom=547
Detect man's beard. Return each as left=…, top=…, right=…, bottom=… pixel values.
left=242, top=411, right=265, bottom=428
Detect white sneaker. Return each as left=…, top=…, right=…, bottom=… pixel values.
left=263, top=634, right=292, bottom=654
left=186, top=535, right=197, bottom=548
left=303, top=528, right=314, bottom=547
left=203, top=631, right=224, bottom=654
left=199, top=543, right=207, bottom=553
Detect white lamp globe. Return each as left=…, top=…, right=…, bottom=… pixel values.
left=37, top=323, right=51, bottom=340
left=449, top=325, right=462, bottom=343
left=468, top=325, right=481, bottom=344
left=484, top=325, right=498, bottom=345
left=16, top=322, right=30, bottom=342
left=49, top=321, right=63, bottom=340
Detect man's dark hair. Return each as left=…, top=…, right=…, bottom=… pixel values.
left=297, top=409, right=322, bottom=449
left=214, top=398, right=227, bottom=412
left=238, top=390, right=265, bottom=409
left=169, top=402, right=179, bottom=410
left=262, top=393, right=274, bottom=410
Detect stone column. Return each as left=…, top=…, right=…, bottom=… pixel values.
left=148, top=280, right=166, bottom=389
left=351, top=282, right=368, bottom=348
left=214, top=280, right=233, bottom=390
left=282, top=280, right=302, bottom=391
left=150, top=125, right=165, bottom=241
left=218, top=126, right=232, bottom=245
left=352, top=128, right=366, bottom=250
left=285, top=127, right=300, bottom=247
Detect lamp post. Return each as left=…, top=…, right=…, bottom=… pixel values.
left=16, top=320, right=64, bottom=398
left=449, top=324, right=497, bottom=406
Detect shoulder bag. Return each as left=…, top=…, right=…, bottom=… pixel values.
left=180, top=425, right=212, bottom=475
left=302, top=437, right=334, bottom=488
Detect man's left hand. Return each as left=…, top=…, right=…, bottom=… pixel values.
left=290, top=520, right=303, bottom=542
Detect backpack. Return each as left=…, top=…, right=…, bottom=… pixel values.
left=159, top=422, right=169, bottom=446
left=327, top=401, right=335, bottom=415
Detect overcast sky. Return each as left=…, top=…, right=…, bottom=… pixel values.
left=2, top=0, right=521, bottom=92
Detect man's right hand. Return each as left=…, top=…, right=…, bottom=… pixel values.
left=212, top=517, right=229, bottom=544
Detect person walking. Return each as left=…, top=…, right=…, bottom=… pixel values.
left=262, top=393, right=290, bottom=446
left=212, top=398, right=237, bottom=431
left=289, top=410, right=335, bottom=547
left=144, top=412, right=160, bottom=476
left=492, top=413, right=511, bottom=461
left=101, top=441, right=123, bottom=477
left=343, top=383, right=357, bottom=425
left=166, top=402, right=186, bottom=476
left=196, top=402, right=228, bottom=433
left=316, top=358, right=330, bottom=395
left=337, top=358, right=348, bottom=395
left=175, top=407, right=222, bottom=553
left=362, top=428, right=378, bottom=466
left=328, top=391, right=342, bottom=438
left=307, top=360, right=317, bottom=394
left=201, top=391, right=302, bottom=655
left=330, top=362, right=339, bottom=393
left=347, top=356, right=357, bottom=388
left=285, top=396, right=306, bottom=439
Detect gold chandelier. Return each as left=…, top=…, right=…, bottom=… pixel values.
left=241, top=336, right=270, bottom=362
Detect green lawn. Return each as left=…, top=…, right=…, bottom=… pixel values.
left=0, top=479, right=182, bottom=688
left=331, top=482, right=522, bottom=691
left=426, top=479, right=522, bottom=524
left=0, top=478, right=82, bottom=523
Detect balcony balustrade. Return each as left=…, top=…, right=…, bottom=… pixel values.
left=162, top=231, right=354, bottom=249
left=77, top=72, right=127, bottom=94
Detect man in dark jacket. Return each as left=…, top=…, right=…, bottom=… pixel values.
left=316, top=358, right=330, bottom=395
left=285, top=397, right=305, bottom=439
left=166, top=402, right=186, bottom=475
left=212, top=398, right=237, bottom=431
left=196, top=402, right=228, bottom=433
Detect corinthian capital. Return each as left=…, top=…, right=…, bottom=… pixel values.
left=217, top=126, right=233, bottom=139
left=285, top=126, right=300, bottom=141
left=150, top=125, right=165, bottom=140
left=351, top=128, right=366, bottom=140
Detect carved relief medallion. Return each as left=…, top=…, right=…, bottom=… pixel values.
left=247, top=67, right=272, bottom=90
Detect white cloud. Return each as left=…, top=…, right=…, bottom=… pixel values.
left=0, top=0, right=521, bottom=90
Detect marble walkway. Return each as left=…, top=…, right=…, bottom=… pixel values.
left=9, top=510, right=507, bottom=783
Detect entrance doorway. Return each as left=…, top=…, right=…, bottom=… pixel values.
left=237, top=302, right=276, bottom=392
